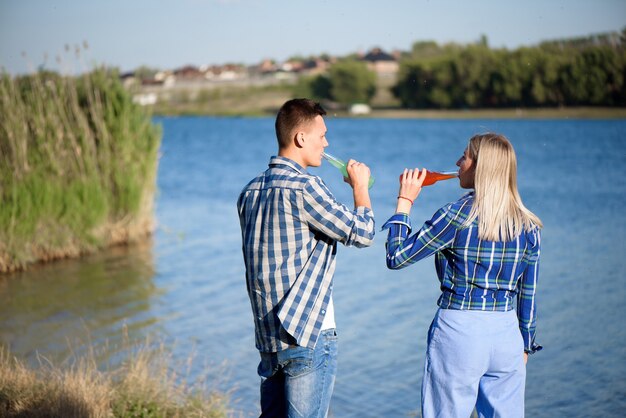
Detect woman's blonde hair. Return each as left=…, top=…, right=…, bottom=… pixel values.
left=464, top=133, right=542, bottom=241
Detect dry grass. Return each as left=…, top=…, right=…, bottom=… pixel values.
left=0, top=341, right=229, bottom=418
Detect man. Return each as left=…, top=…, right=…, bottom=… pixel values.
left=237, top=98, right=375, bottom=417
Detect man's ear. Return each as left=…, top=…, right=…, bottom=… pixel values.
left=294, top=132, right=305, bottom=148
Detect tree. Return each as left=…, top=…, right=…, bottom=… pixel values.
left=328, top=60, right=376, bottom=105
left=410, top=41, right=442, bottom=60
left=391, top=61, right=432, bottom=108
left=292, top=74, right=332, bottom=102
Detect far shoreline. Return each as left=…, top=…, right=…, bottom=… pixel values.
left=362, top=107, right=626, bottom=119
left=152, top=106, right=626, bottom=119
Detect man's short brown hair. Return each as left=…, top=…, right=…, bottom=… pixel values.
left=275, top=99, right=327, bottom=149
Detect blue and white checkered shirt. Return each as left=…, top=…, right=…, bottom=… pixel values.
left=383, top=192, right=542, bottom=353
left=238, top=156, right=375, bottom=352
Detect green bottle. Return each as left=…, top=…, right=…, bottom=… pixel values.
left=322, top=151, right=375, bottom=189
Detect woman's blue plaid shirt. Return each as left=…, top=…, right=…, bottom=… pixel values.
left=237, top=156, right=375, bottom=353
left=383, top=192, right=542, bottom=353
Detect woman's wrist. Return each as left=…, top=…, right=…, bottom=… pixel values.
left=395, top=196, right=413, bottom=214
left=397, top=195, right=413, bottom=205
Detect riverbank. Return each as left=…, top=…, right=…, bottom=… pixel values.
left=152, top=104, right=626, bottom=119
left=0, top=70, right=162, bottom=274
left=141, top=81, right=626, bottom=119
left=355, top=106, right=626, bottom=119
left=0, top=342, right=228, bottom=418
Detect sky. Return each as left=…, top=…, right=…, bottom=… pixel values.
left=1, top=0, right=625, bottom=75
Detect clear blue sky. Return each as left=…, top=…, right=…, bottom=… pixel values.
left=1, top=0, right=625, bottom=75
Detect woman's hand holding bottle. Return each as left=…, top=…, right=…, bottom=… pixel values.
left=396, top=168, right=427, bottom=214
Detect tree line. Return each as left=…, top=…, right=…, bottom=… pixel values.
left=296, top=30, right=626, bottom=109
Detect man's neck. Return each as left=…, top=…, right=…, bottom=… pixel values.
left=278, top=148, right=307, bottom=169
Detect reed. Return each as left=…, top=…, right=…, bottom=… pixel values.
left=0, top=342, right=228, bottom=418
left=0, top=68, right=161, bottom=273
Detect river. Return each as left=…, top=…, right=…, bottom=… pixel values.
left=1, top=116, right=625, bottom=417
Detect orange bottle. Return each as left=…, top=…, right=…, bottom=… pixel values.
left=399, top=170, right=457, bottom=186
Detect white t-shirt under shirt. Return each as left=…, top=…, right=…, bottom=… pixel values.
left=321, top=295, right=336, bottom=330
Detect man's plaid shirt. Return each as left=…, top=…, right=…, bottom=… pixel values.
left=238, top=156, right=375, bottom=352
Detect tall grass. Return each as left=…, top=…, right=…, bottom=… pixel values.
left=0, top=341, right=228, bottom=418
left=0, top=68, right=161, bottom=272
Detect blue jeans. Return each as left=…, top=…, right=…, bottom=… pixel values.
left=422, top=309, right=526, bottom=418
left=258, top=329, right=338, bottom=418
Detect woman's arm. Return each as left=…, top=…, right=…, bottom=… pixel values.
left=383, top=169, right=465, bottom=269
left=383, top=206, right=459, bottom=269
left=517, top=230, right=542, bottom=355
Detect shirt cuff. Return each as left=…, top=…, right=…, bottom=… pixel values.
left=357, top=205, right=375, bottom=219
left=525, top=343, right=543, bottom=355
left=381, top=213, right=411, bottom=231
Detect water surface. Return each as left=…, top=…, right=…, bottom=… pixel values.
left=1, top=117, right=625, bottom=417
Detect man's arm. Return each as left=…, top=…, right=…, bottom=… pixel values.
left=302, top=176, right=374, bottom=248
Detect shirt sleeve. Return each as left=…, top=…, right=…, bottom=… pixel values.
left=382, top=204, right=459, bottom=270
left=302, top=177, right=375, bottom=248
left=517, top=229, right=542, bottom=354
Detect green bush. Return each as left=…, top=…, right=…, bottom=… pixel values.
left=293, top=59, right=377, bottom=106
left=0, top=68, right=162, bottom=272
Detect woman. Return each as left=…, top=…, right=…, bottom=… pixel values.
left=383, top=133, right=542, bottom=418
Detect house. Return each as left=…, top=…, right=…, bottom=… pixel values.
left=173, top=65, right=204, bottom=79
left=120, top=71, right=137, bottom=88
left=154, top=71, right=175, bottom=87
left=301, top=58, right=333, bottom=75
left=201, top=64, right=246, bottom=81
left=258, top=59, right=277, bottom=74
left=281, top=60, right=304, bottom=72
left=361, top=47, right=399, bottom=76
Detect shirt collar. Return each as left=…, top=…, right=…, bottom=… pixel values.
left=268, top=155, right=306, bottom=174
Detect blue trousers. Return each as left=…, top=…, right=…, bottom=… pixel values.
left=258, top=329, right=338, bottom=418
left=422, top=309, right=526, bottom=418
